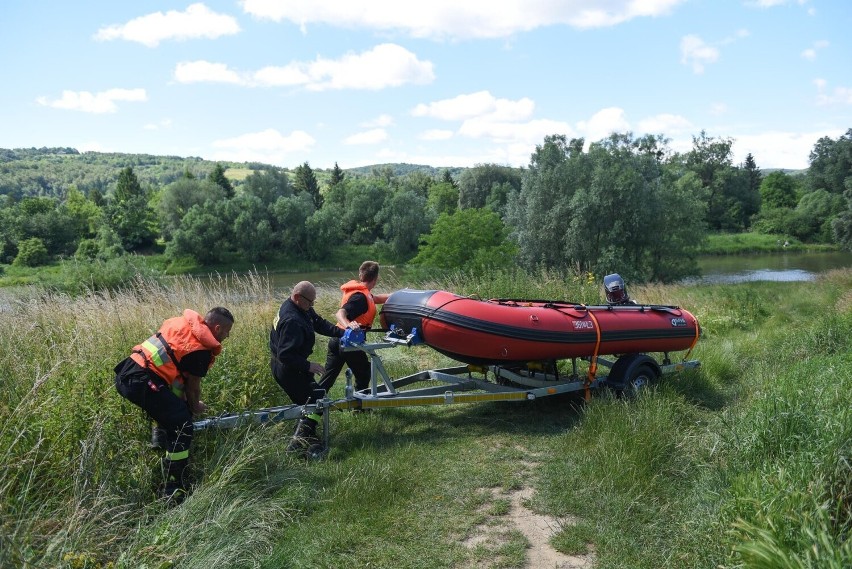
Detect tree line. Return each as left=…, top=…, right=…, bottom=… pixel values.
left=1, top=129, right=850, bottom=283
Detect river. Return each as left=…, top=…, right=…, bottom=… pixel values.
left=259, top=251, right=852, bottom=292
left=690, top=251, right=852, bottom=284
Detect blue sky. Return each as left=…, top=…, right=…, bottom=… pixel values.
left=1, top=0, right=849, bottom=170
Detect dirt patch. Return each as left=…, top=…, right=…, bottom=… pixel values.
left=461, top=451, right=595, bottom=568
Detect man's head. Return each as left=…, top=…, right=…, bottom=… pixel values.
left=292, top=281, right=317, bottom=312
left=359, top=261, right=380, bottom=288
left=205, top=307, right=235, bottom=342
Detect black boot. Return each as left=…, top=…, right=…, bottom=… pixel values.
left=159, top=457, right=189, bottom=505
left=150, top=423, right=168, bottom=450
left=286, top=417, right=320, bottom=456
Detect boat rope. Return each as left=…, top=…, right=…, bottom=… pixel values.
left=584, top=310, right=602, bottom=402
left=682, top=316, right=701, bottom=362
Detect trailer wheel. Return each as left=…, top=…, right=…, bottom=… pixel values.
left=608, top=354, right=661, bottom=396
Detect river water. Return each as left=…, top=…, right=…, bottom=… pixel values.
left=690, top=251, right=852, bottom=284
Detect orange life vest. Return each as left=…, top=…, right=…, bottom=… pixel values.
left=130, top=309, right=222, bottom=397
left=337, top=280, right=377, bottom=330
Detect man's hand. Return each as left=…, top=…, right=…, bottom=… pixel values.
left=347, top=321, right=361, bottom=330
left=192, top=400, right=208, bottom=415
left=308, top=362, right=326, bottom=375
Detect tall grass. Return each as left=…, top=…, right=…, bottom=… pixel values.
left=1, top=268, right=850, bottom=567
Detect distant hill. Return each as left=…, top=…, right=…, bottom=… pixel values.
left=0, top=148, right=469, bottom=200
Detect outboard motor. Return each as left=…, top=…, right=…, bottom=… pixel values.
left=603, top=273, right=631, bottom=305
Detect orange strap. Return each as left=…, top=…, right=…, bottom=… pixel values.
left=682, top=316, right=700, bottom=362
left=584, top=310, right=602, bottom=401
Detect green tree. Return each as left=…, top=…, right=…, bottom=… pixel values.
left=271, top=193, right=315, bottom=257
left=105, top=167, right=155, bottom=251
left=157, top=178, right=225, bottom=240
left=329, top=162, right=345, bottom=188
left=759, top=171, right=800, bottom=210
left=457, top=164, right=522, bottom=211
left=832, top=185, right=852, bottom=250
left=243, top=169, right=292, bottom=205
left=294, top=162, right=322, bottom=209
left=227, top=194, right=275, bottom=262
left=507, top=133, right=705, bottom=282
left=427, top=181, right=459, bottom=216
left=13, top=237, right=49, bottom=267
left=65, top=187, right=103, bottom=239
left=166, top=201, right=230, bottom=264
left=376, top=190, right=432, bottom=259
left=342, top=178, right=391, bottom=245
left=207, top=163, right=235, bottom=198
left=682, top=131, right=761, bottom=231
left=411, top=208, right=517, bottom=270
left=304, top=203, right=345, bottom=261
left=807, top=128, right=852, bottom=195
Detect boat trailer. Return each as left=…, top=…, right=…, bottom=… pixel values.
left=193, top=328, right=700, bottom=455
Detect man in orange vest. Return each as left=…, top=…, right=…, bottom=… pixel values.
left=319, top=261, right=389, bottom=394
left=114, top=307, right=234, bottom=503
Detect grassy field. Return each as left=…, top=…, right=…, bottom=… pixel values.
left=0, top=268, right=849, bottom=568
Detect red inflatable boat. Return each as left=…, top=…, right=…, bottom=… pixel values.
left=379, top=289, right=700, bottom=365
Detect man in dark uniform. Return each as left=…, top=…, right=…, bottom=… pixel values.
left=269, top=281, right=349, bottom=457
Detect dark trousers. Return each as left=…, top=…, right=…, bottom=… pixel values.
left=114, top=358, right=193, bottom=455
left=271, top=358, right=326, bottom=406
left=319, top=337, right=371, bottom=392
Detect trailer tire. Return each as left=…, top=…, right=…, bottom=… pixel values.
left=608, top=354, right=661, bottom=396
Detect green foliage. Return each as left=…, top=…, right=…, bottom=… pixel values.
left=507, top=133, right=705, bottom=282
left=426, top=180, right=459, bottom=216
left=293, top=161, right=321, bottom=209
left=376, top=189, right=432, bottom=260
left=157, top=178, right=225, bottom=240
left=760, top=171, right=800, bottom=209
left=410, top=208, right=517, bottom=272
left=12, top=237, right=49, bottom=266
left=806, top=128, right=852, bottom=195
left=207, top=163, right=234, bottom=198
left=457, top=163, right=522, bottom=211
left=166, top=201, right=230, bottom=264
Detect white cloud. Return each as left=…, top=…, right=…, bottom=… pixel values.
left=184, top=44, right=433, bottom=90
left=143, top=119, right=173, bottom=131
left=240, top=0, right=686, bottom=39
left=458, top=117, right=573, bottom=144
left=709, top=102, right=728, bottom=116
left=801, top=39, right=829, bottom=60
left=344, top=128, right=388, bottom=145
left=36, top=88, right=146, bottom=114
left=94, top=3, right=240, bottom=47
left=418, top=129, right=454, bottom=141
left=816, top=85, right=852, bottom=106
left=211, top=128, right=316, bottom=164
left=680, top=35, right=719, bottom=74
left=576, top=107, right=630, bottom=143
left=732, top=129, right=842, bottom=169
left=362, top=114, right=394, bottom=128
left=637, top=113, right=693, bottom=135
left=412, top=90, right=534, bottom=121
left=175, top=61, right=245, bottom=84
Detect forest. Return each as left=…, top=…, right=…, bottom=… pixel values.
left=1, top=129, right=851, bottom=286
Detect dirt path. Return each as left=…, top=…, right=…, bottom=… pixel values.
left=461, top=454, right=595, bottom=568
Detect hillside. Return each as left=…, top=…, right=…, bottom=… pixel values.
left=0, top=147, right=464, bottom=200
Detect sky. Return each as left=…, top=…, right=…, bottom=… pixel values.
left=1, top=0, right=850, bottom=171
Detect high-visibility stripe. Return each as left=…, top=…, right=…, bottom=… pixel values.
left=141, top=337, right=170, bottom=367
left=307, top=413, right=322, bottom=423
left=165, top=449, right=189, bottom=461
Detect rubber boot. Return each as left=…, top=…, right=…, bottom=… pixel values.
left=159, top=457, right=189, bottom=505
left=150, top=422, right=168, bottom=450
left=286, top=417, right=320, bottom=457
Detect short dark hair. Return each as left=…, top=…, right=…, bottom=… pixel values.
left=359, top=261, right=380, bottom=282
left=206, top=306, right=234, bottom=326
